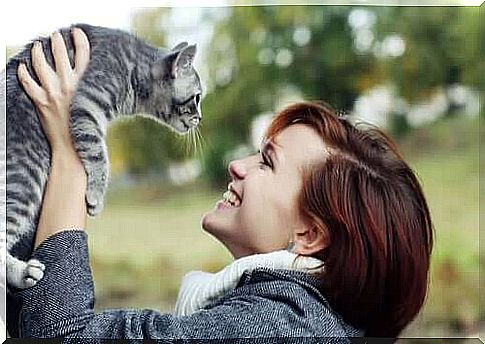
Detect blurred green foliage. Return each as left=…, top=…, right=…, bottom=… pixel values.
left=373, top=7, right=482, bottom=102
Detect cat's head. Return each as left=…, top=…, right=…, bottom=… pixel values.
left=147, top=42, right=202, bottom=134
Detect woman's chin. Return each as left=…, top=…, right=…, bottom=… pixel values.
left=202, top=200, right=238, bottom=227
left=201, top=208, right=224, bottom=234
left=201, top=210, right=232, bottom=239
left=201, top=210, right=214, bottom=232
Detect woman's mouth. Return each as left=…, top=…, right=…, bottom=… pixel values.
left=216, top=184, right=242, bottom=210
left=224, top=189, right=241, bottom=206
left=216, top=199, right=237, bottom=210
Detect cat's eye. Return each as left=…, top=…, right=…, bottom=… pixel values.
left=195, top=93, right=201, bottom=104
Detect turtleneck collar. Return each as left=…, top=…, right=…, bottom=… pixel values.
left=174, top=250, right=324, bottom=316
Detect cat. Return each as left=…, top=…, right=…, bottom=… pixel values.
left=2, top=23, right=203, bottom=291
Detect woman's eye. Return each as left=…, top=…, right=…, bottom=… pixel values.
left=258, top=150, right=272, bottom=169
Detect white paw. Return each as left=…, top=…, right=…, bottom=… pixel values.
left=22, top=259, right=45, bottom=288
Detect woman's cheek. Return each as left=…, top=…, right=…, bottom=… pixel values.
left=236, top=212, right=259, bottom=249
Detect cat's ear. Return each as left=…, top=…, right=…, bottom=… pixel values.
left=168, top=44, right=197, bottom=79
left=171, top=42, right=188, bottom=51
left=152, top=45, right=197, bottom=79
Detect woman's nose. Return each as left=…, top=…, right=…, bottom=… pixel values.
left=228, top=159, right=247, bottom=180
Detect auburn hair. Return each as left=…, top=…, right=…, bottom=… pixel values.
left=265, top=101, right=434, bottom=338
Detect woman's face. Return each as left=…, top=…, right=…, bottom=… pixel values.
left=202, top=124, right=328, bottom=258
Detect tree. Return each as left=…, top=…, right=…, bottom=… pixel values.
left=373, top=7, right=481, bottom=103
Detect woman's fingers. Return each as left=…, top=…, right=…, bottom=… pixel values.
left=72, top=28, right=90, bottom=77
left=21, top=29, right=89, bottom=117
left=31, top=41, right=56, bottom=90
left=17, top=63, right=47, bottom=106
left=51, top=31, right=72, bottom=81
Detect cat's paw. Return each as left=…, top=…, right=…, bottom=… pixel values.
left=22, top=259, right=45, bottom=289
left=86, top=189, right=105, bottom=216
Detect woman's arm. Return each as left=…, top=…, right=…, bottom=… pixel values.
left=16, top=232, right=267, bottom=339
left=34, top=148, right=87, bottom=248
left=17, top=29, right=91, bottom=248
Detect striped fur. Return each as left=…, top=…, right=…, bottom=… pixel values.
left=3, top=23, right=203, bottom=290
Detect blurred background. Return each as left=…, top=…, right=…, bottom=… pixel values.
left=5, top=4, right=483, bottom=340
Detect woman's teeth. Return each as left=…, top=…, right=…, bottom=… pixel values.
left=222, top=190, right=241, bottom=207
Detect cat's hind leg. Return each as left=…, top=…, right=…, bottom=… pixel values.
left=6, top=253, right=45, bottom=289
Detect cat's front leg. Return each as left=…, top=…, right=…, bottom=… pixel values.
left=70, top=107, right=109, bottom=217
left=83, top=147, right=109, bottom=217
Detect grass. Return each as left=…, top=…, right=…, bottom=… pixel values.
left=87, top=114, right=480, bottom=336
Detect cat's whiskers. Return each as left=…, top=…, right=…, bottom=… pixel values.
left=195, top=127, right=204, bottom=157
left=198, top=127, right=207, bottom=154
left=181, top=127, right=197, bottom=157
left=184, top=130, right=192, bottom=157
left=190, top=128, right=196, bottom=156
left=191, top=129, right=197, bottom=156
left=192, top=128, right=199, bottom=155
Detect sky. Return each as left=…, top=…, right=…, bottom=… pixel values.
left=2, top=5, right=132, bottom=47
left=0, top=0, right=236, bottom=67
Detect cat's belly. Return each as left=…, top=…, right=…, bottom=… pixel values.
left=5, top=142, right=50, bottom=258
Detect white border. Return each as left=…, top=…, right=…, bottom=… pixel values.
left=0, top=0, right=481, bottom=340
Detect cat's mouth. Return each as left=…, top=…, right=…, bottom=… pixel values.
left=175, top=117, right=200, bottom=134
left=156, top=111, right=192, bottom=134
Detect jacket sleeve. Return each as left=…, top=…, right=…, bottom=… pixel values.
left=16, top=230, right=97, bottom=338
left=14, top=230, right=264, bottom=339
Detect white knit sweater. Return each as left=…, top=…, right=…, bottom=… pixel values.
left=174, top=250, right=324, bottom=316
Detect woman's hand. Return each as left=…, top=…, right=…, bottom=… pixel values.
left=17, top=28, right=90, bottom=152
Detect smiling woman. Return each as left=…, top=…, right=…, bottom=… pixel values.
left=202, top=101, right=434, bottom=337
left=10, top=27, right=432, bottom=340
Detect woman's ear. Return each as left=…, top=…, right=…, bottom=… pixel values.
left=293, top=224, right=328, bottom=255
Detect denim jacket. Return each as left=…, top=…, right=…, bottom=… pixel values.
left=15, top=230, right=364, bottom=341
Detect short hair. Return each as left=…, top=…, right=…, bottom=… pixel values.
left=265, top=101, right=434, bottom=337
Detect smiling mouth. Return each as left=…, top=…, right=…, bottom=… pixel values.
left=221, top=184, right=242, bottom=208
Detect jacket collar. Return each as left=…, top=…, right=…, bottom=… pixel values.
left=237, top=267, right=329, bottom=307
left=238, top=267, right=365, bottom=337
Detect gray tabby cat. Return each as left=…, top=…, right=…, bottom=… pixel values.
left=3, top=23, right=203, bottom=290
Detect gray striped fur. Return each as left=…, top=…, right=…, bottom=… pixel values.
left=2, top=23, right=203, bottom=290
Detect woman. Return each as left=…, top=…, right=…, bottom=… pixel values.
left=12, top=29, right=433, bottom=339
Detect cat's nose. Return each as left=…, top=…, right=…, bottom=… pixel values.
left=189, top=115, right=201, bottom=126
